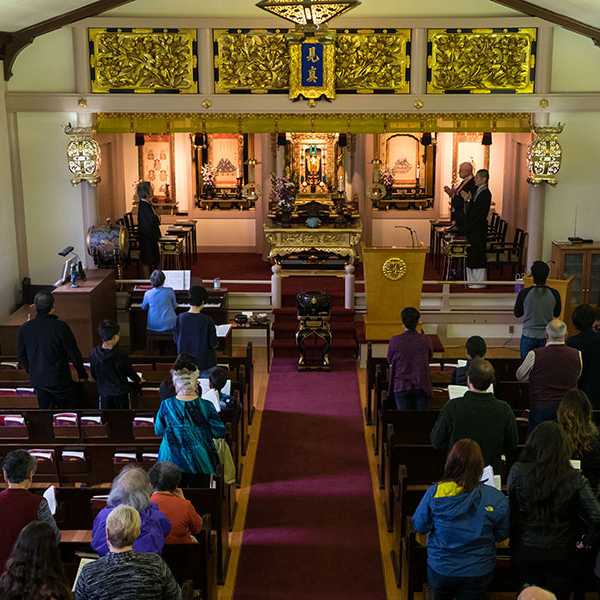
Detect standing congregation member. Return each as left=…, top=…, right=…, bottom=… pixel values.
left=90, top=320, right=141, bottom=409
left=558, top=389, right=600, bottom=494
left=451, top=335, right=487, bottom=386
left=17, top=291, right=87, bottom=409
left=462, top=168, right=491, bottom=288
left=77, top=505, right=181, bottom=600
left=155, top=361, right=226, bottom=487
left=149, top=462, right=203, bottom=544
left=514, top=260, right=562, bottom=358
left=509, top=422, right=600, bottom=599
left=0, top=450, right=60, bottom=573
left=387, top=307, right=433, bottom=410
left=136, top=180, right=161, bottom=275
left=92, top=466, right=171, bottom=557
left=444, top=161, right=476, bottom=235
left=174, top=285, right=218, bottom=376
left=412, top=439, right=509, bottom=600
left=568, top=304, right=600, bottom=407
left=431, top=358, right=518, bottom=472
left=517, top=319, right=582, bottom=430
left=141, top=269, right=177, bottom=335
left=0, top=522, right=71, bottom=600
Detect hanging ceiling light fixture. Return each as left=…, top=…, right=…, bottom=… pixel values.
left=256, top=0, right=360, bottom=28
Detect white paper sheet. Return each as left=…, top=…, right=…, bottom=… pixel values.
left=199, top=378, right=231, bottom=398
left=217, top=324, right=232, bottom=338
left=43, top=485, right=57, bottom=515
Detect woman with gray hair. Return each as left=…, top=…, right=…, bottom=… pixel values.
left=77, top=505, right=181, bottom=600
left=155, top=356, right=226, bottom=487
left=91, top=466, right=171, bottom=556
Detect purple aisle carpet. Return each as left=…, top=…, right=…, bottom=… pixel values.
left=234, top=358, right=386, bottom=599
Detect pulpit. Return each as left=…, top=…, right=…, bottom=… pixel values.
left=362, top=246, right=428, bottom=340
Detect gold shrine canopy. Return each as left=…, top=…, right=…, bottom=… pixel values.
left=95, top=112, right=532, bottom=134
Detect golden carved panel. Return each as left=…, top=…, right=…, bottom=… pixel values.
left=336, top=30, right=411, bottom=93
left=89, top=28, right=198, bottom=94
left=213, top=30, right=289, bottom=93
left=427, top=28, right=536, bottom=94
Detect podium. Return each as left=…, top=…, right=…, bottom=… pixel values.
left=362, top=246, right=428, bottom=340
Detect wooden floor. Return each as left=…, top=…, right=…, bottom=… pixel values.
left=224, top=345, right=523, bottom=599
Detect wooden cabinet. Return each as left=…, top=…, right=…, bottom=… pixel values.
left=551, top=242, right=600, bottom=306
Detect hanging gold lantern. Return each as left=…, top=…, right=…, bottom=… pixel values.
left=527, top=123, right=564, bottom=186
left=65, top=124, right=101, bottom=186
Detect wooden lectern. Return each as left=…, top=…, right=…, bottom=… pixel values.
left=362, top=246, right=428, bottom=340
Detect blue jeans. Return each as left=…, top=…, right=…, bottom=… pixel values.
left=394, top=390, right=430, bottom=410
left=529, top=402, right=559, bottom=432
left=520, top=335, right=546, bottom=359
left=427, top=566, right=494, bottom=600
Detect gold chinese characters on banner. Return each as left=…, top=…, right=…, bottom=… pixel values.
left=89, top=28, right=198, bottom=94
left=427, top=28, right=537, bottom=94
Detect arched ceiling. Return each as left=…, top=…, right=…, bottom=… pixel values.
left=0, top=0, right=599, bottom=32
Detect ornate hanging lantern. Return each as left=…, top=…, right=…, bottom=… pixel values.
left=65, top=124, right=101, bottom=186
left=527, top=124, right=564, bottom=186
left=256, top=0, right=360, bottom=28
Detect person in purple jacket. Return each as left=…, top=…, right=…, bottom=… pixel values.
left=92, top=466, right=171, bottom=556
left=387, top=306, right=433, bottom=410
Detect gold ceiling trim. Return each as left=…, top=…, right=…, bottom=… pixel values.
left=95, top=112, right=533, bottom=134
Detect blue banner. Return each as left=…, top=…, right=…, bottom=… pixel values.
left=301, top=43, right=324, bottom=87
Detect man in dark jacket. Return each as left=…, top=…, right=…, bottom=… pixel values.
left=463, top=169, right=492, bottom=288
left=431, top=358, right=519, bottom=472
left=90, top=320, right=141, bottom=409
left=567, top=304, right=600, bottom=408
left=137, top=180, right=161, bottom=275
left=174, top=286, right=218, bottom=376
left=452, top=335, right=487, bottom=386
left=17, top=291, right=87, bottom=409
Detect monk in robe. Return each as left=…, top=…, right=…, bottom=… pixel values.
left=444, top=162, right=477, bottom=234
left=137, top=181, right=161, bottom=276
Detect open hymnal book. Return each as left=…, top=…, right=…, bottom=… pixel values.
left=448, top=384, right=494, bottom=399
left=43, top=485, right=57, bottom=515
left=216, top=324, right=232, bottom=338
left=72, top=558, right=97, bottom=591
left=480, top=465, right=501, bottom=490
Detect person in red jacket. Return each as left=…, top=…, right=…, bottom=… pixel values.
left=0, top=450, right=59, bottom=572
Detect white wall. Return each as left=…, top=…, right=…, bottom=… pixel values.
left=17, top=112, right=87, bottom=284
left=196, top=219, right=256, bottom=248
left=0, top=69, right=20, bottom=318
left=8, top=29, right=75, bottom=93
left=543, top=112, right=600, bottom=259
left=551, top=29, right=600, bottom=93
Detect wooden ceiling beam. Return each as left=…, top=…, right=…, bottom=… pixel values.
left=490, top=0, right=600, bottom=46
left=0, top=0, right=136, bottom=80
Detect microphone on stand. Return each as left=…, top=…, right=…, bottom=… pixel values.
left=395, top=225, right=418, bottom=248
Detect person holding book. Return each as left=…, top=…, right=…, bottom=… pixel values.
left=174, top=285, right=218, bottom=376
left=90, top=320, right=141, bottom=409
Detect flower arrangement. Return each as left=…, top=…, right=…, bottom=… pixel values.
left=270, top=174, right=296, bottom=213
left=380, top=168, right=394, bottom=189
left=202, top=163, right=216, bottom=196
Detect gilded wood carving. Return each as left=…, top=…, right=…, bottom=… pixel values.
left=335, top=30, right=411, bottom=93
left=213, top=30, right=289, bottom=93
left=427, top=28, right=537, bottom=94
left=89, top=28, right=198, bottom=94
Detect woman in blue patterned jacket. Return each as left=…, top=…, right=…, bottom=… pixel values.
left=154, top=356, right=226, bottom=487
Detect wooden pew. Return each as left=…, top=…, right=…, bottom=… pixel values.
left=58, top=495, right=218, bottom=597
left=14, top=453, right=231, bottom=585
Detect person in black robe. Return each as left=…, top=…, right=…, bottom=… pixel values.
left=444, top=162, right=477, bottom=235
left=136, top=181, right=161, bottom=275
left=462, top=169, right=492, bottom=288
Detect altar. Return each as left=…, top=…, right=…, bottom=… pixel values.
left=264, top=224, right=362, bottom=274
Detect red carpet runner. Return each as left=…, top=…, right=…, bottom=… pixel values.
left=234, top=359, right=386, bottom=599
